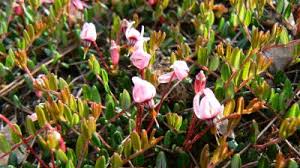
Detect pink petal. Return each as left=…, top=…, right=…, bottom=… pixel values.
left=158, top=72, right=176, bottom=83
left=110, top=40, right=120, bottom=65
left=194, top=71, right=206, bottom=93
left=130, top=49, right=151, bottom=70
left=203, top=88, right=222, bottom=109
left=80, top=23, right=97, bottom=41
left=172, top=61, right=189, bottom=80
left=132, top=77, right=156, bottom=103
left=72, top=0, right=86, bottom=10
left=193, top=92, right=202, bottom=119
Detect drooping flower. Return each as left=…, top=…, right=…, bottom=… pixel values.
left=69, top=0, right=86, bottom=22
left=158, top=60, right=189, bottom=83
left=13, top=2, right=23, bottom=16
left=193, top=88, right=224, bottom=120
left=72, top=0, right=85, bottom=10
left=110, top=40, right=120, bottom=66
left=125, top=21, right=142, bottom=44
left=130, top=49, right=151, bottom=70
left=132, top=77, right=156, bottom=103
left=194, top=71, right=206, bottom=93
left=80, top=23, right=97, bottom=42
left=124, top=20, right=149, bottom=46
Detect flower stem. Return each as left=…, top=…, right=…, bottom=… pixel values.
left=92, top=41, right=110, bottom=71
left=155, top=73, right=175, bottom=112
left=136, top=104, right=144, bottom=134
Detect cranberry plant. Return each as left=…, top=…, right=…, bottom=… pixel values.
left=0, top=0, right=299, bottom=167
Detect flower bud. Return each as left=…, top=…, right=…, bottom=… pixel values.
left=110, top=40, right=120, bottom=66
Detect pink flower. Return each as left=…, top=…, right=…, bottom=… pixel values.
left=193, top=88, right=224, bottom=120
left=130, top=49, right=151, bottom=70
left=125, top=21, right=141, bottom=44
left=158, top=61, right=189, bottom=83
left=13, top=3, right=23, bottom=16
left=148, top=0, right=157, bottom=6
left=194, top=71, right=206, bottom=93
left=80, top=23, right=97, bottom=42
left=28, top=113, right=38, bottom=122
left=110, top=40, right=120, bottom=66
left=41, top=0, right=54, bottom=3
left=69, top=0, right=86, bottom=22
left=72, top=0, right=85, bottom=10
left=132, top=77, right=156, bottom=103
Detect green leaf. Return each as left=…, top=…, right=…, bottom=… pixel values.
left=238, top=4, right=246, bottom=21
left=197, top=47, right=208, bottom=66
left=163, top=130, right=173, bottom=146
left=6, top=49, right=15, bottom=69
left=286, top=103, right=300, bottom=118
left=123, top=139, right=132, bottom=158
left=276, top=0, right=284, bottom=14
left=209, top=54, right=220, bottom=71
left=242, top=61, right=251, bottom=80
left=113, top=131, right=123, bottom=147
left=88, top=55, right=100, bottom=75
left=283, top=4, right=292, bottom=19
left=91, top=86, right=101, bottom=103
left=9, top=124, right=22, bottom=144
left=76, top=135, right=88, bottom=159
left=120, top=89, right=131, bottom=110
left=231, top=154, right=242, bottom=168
left=221, top=64, right=231, bottom=81
left=72, top=113, right=80, bottom=125
left=66, top=160, right=75, bottom=168
left=279, top=27, right=289, bottom=44
left=231, top=48, right=242, bottom=69
left=8, top=152, right=18, bottom=167
left=0, top=133, right=11, bottom=153
left=177, top=152, right=190, bottom=167
left=101, top=68, right=109, bottom=85
left=91, top=132, right=102, bottom=148
left=95, top=156, right=107, bottom=168
left=105, top=95, right=115, bottom=120
left=111, top=153, right=123, bottom=168
left=130, top=131, right=141, bottom=152
left=287, top=159, right=299, bottom=168
left=244, top=10, right=252, bottom=26
left=282, top=79, right=293, bottom=99
left=25, top=116, right=36, bottom=135
left=250, top=120, right=260, bottom=143
left=156, top=151, right=167, bottom=168
left=35, top=105, right=48, bottom=127
left=55, top=149, right=68, bottom=163
left=258, top=155, right=269, bottom=168
left=182, top=0, right=195, bottom=11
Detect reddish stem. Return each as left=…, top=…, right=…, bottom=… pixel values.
left=51, top=150, right=56, bottom=168
left=135, top=104, right=144, bottom=134
left=184, top=113, right=241, bottom=150
left=0, top=126, right=48, bottom=159
left=155, top=73, right=175, bottom=112
left=140, top=69, right=145, bottom=79
left=184, top=114, right=201, bottom=147
left=145, top=73, right=176, bottom=132
left=23, top=66, right=34, bottom=81
left=92, top=41, right=110, bottom=71
left=146, top=117, right=155, bottom=133
left=0, top=114, right=50, bottom=168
